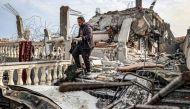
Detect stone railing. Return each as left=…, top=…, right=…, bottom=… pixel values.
left=0, top=41, right=43, bottom=59
left=0, top=42, right=19, bottom=58
left=0, top=60, right=71, bottom=86
left=0, top=41, right=70, bottom=61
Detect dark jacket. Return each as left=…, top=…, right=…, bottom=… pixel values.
left=77, top=23, right=94, bottom=50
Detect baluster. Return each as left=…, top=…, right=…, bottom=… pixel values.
left=26, top=68, right=32, bottom=85
left=63, top=65, right=68, bottom=79
left=2, top=47, right=4, bottom=54
left=11, top=46, right=14, bottom=57
left=40, top=67, right=46, bottom=85
left=17, top=69, right=23, bottom=85
left=8, top=46, right=11, bottom=57
left=16, top=46, right=19, bottom=57
left=12, top=47, right=14, bottom=57
left=53, top=65, right=58, bottom=81
left=0, top=70, right=4, bottom=86
left=8, top=70, right=14, bottom=85
left=58, top=65, right=63, bottom=79
left=5, top=47, right=8, bottom=56
left=63, top=65, right=68, bottom=72
left=13, top=47, right=16, bottom=58
left=47, top=66, right=53, bottom=85
left=33, top=67, right=39, bottom=85
left=0, top=46, right=3, bottom=53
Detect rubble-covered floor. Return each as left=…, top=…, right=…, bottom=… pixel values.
left=19, top=85, right=98, bottom=109
left=61, top=49, right=190, bottom=109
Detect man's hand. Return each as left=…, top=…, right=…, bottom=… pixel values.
left=73, top=37, right=82, bottom=41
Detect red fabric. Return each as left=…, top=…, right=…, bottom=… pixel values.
left=19, top=41, right=32, bottom=84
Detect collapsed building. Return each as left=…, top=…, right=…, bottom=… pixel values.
left=61, top=0, right=190, bottom=109
left=89, top=0, right=176, bottom=64
left=0, top=0, right=190, bottom=109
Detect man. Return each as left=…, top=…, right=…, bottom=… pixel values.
left=72, top=16, right=94, bottom=74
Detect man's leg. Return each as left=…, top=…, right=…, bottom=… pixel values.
left=72, top=46, right=81, bottom=68
left=82, top=49, right=92, bottom=72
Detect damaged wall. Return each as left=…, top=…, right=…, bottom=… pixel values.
left=183, top=28, right=190, bottom=70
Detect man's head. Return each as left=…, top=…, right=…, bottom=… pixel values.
left=77, top=16, right=85, bottom=26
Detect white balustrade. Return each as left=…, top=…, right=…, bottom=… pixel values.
left=33, top=67, right=39, bottom=85
left=53, top=65, right=58, bottom=81
left=0, top=70, right=3, bottom=86
left=17, top=69, right=23, bottom=85
left=26, top=68, right=32, bottom=85
left=40, top=66, right=46, bottom=85
left=0, top=41, right=70, bottom=60
left=47, top=66, right=53, bottom=85
left=8, top=69, right=14, bottom=85
left=0, top=60, right=71, bottom=86
left=58, top=65, right=63, bottom=79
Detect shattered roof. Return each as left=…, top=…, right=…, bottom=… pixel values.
left=88, top=7, right=163, bottom=31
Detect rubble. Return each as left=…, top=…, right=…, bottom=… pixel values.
left=58, top=24, right=189, bottom=108
left=1, top=0, right=190, bottom=109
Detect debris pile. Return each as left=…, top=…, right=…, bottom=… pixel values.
left=0, top=1, right=190, bottom=109
left=58, top=5, right=190, bottom=108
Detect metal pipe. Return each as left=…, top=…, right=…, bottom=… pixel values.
left=59, top=82, right=132, bottom=92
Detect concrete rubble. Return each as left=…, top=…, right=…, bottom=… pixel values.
left=0, top=0, right=190, bottom=109
left=58, top=1, right=190, bottom=109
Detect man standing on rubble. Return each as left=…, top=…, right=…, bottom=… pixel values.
left=72, top=16, right=94, bottom=74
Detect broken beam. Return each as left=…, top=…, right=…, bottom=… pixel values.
left=59, top=82, right=132, bottom=92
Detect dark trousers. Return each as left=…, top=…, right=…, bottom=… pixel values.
left=72, top=46, right=93, bottom=72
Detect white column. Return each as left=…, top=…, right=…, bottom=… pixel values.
left=5, top=47, right=8, bottom=56
left=13, top=47, right=16, bottom=58
left=53, top=65, right=58, bottom=81
left=63, top=65, right=68, bottom=79
left=58, top=65, right=63, bottom=79
left=0, top=70, right=4, bottom=86
left=36, top=46, right=39, bottom=58
left=33, top=67, right=39, bottom=85
left=26, top=68, right=32, bottom=85
left=17, top=69, right=23, bottom=85
left=3, top=46, right=5, bottom=54
left=16, top=46, right=19, bottom=58
left=10, top=46, right=13, bottom=57
left=8, top=46, right=10, bottom=57
left=2, top=47, right=4, bottom=54
left=40, top=67, right=46, bottom=85
left=47, top=66, right=53, bottom=85
left=0, top=47, right=2, bottom=54
left=8, top=70, right=14, bottom=85
left=9, top=46, right=11, bottom=57
left=63, top=65, right=68, bottom=72
left=12, top=47, right=15, bottom=57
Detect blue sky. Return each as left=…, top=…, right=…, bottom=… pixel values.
left=0, top=0, right=190, bottom=39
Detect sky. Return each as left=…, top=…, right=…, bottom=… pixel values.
left=0, top=0, right=190, bottom=39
